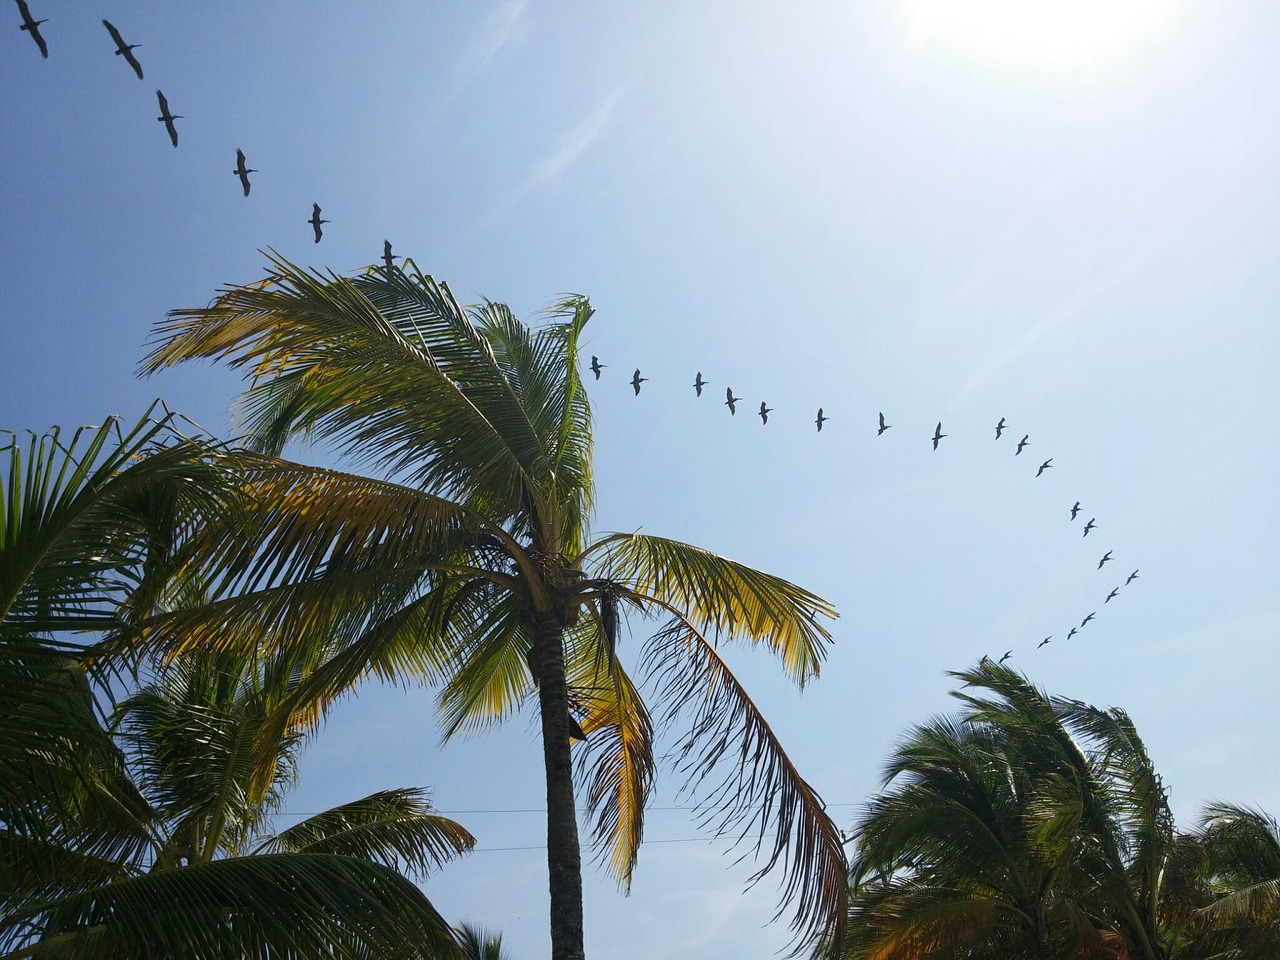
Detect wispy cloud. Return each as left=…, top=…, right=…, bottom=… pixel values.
left=519, top=88, right=625, bottom=196
left=467, top=0, right=530, bottom=73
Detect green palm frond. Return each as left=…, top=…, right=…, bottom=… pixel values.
left=643, top=616, right=847, bottom=950
left=454, top=922, right=511, bottom=960
left=583, top=533, right=836, bottom=685
left=1, top=853, right=462, bottom=960
left=1196, top=804, right=1280, bottom=928
left=259, top=788, right=474, bottom=879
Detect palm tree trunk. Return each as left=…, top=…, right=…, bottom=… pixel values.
left=530, top=613, right=585, bottom=960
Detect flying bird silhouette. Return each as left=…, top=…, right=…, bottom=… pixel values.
left=995, top=417, right=1007, bottom=439
left=1036, top=458, right=1053, bottom=477
left=381, top=240, right=397, bottom=271
left=758, top=401, right=772, bottom=425
left=693, top=371, right=706, bottom=396
left=102, top=19, right=142, bottom=79
left=1038, top=636, right=1052, bottom=648
left=815, top=408, right=828, bottom=432
left=998, top=650, right=1012, bottom=664
left=1070, top=500, right=1081, bottom=521
left=1083, top=518, right=1097, bottom=537
left=1098, top=550, right=1113, bottom=569
left=631, top=369, right=647, bottom=395
left=17, top=0, right=47, bottom=58
left=566, top=713, right=588, bottom=742
left=931, top=421, right=946, bottom=451
left=1125, top=569, right=1139, bottom=585
left=155, top=90, right=181, bottom=147
left=877, top=411, right=890, bottom=436
left=590, top=356, right=604, bottom=380
left=1081, top=612, right=1096, bottom=628
left=725, top=387, right=739, bottom=415
left=309, top=203, right=328, bottom=243
left=232, top=149, right=256, bottom=196
left=1067, top=627, right=1078, bottom=640
left=1105, top=588, right=1119, bottom=603
left=1016, top=434, right=1030, bottom=455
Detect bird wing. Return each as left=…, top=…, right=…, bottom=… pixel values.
left=156, top=90, right=169, bottom=114
left=103, top=19, right=125, bottom=48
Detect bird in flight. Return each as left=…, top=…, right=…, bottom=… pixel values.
left=1036, top=458, right=1053, bottom=477
left=1083, top=518, right=1097, bottom=537
left=998, top=650, right=1012, bottom=664
left=1098, top=550, right=1113, bottom=569
left=17, top=0, right=47, bottom=58
left=233, top=149, right=256, bottom=196
left=382, top=240, right=396, bottom=271
left=932, top=422, right=946, bottom=450
left=155, top=90, right=181, bottom=147
left=631, top=369, right=647, bottom=395
left=995, top=417, right=1007, bottom=439
left=815, top=408, right=828, bottom=432
left=1080, top=612, right=1096, bottom=628
left=309, top=203, right=328, bottom=243
left=1038, top=636, right=1052, bottom=648
left=1067, top=627, right=1078, bottom=640
left=1016, top=434, right=1030, bottom=455
left=877, top=412, right=890, bottom=436
left=1105, top=588, right=1120, bottom=603
left=693, top=371, right=706, bottom=396
left=1125, top=569, right=1139, bottom=585
left=1071, top=501, right=1081, bottom=521
left=725, top=387, right=739, bottom=415
left=758, top=401, right=772, bottom=425
left=566, top=712, right=588, bottom=742
left=102, top=19, right=142, bottom=79
left=590, top=356, right=604, bottom=380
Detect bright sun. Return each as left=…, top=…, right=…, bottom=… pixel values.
left=900, top=0, right=1185, bottom=69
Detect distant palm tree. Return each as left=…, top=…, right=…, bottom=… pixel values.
left=1, top=414, right=471, bottom=959
left=138, top=253, right=847, bottom=960
left=456, top=922, right=512, bottom=960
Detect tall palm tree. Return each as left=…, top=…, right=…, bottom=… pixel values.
left=1, top=413, right=472, bottom=959
left=138, top=252, right=847, bottom=959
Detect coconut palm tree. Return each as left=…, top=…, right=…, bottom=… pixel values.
left=1190, top=803, right=1280, bottom=957
left=137, top=252, right=846, bottom=960
left=455, top=923, right=512, bottom=960
left=1, top=413, right=472, bottom=959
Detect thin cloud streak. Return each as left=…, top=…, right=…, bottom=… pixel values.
left=469, top=0, right=530, bottom=72
left=521, top=88, right=624, bottom=195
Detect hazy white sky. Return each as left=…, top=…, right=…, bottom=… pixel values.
left=2, top=3, right=1277, bottom=957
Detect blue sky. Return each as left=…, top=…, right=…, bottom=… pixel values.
left=2, top=2, right=1278, bottom=957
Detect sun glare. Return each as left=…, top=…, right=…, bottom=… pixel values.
left=900, top=0, right=1184, bottom=69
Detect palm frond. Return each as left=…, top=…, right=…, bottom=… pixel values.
left=583, top=533, right=837, bottom=685
left=642, top=616, right=847, bottom=950
left=259, top=788, right=474, bottom=880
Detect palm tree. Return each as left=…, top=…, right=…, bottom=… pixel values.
left=1191, top=803, right=1280, bottom=957
left=137, top=252, right=847, bottom=959
left=1, top=413, right=473, bottom=959
left=456, top=922, right=512, bottom=960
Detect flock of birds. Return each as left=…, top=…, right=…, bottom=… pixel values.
left=593, top=355, right=1142, bottom=663
left=10, top=3, right=334, bottom=243
left=12, top=1, right=1143, bottom=669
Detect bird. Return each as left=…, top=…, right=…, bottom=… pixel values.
left=1083, top=518, right=1097, bottom=537
left=931, top=421, right=946, bottom=451
left=995, top=417, right=1007, bottom=439
left=1036, top=458, right=1053, bottom=477
left=631, top=369, right=647, bottom=395
left=1105, top=587, right=1119, bottom=603
left=1066, top=627, right=1078, bottom=640
left=725, top=387, right=739, bottom=415
left=382, top=240, right=396, bottom=271
left=1125, top=569, right=1139, bottom=585
left=877, top=411, right=890, bottom=436
left=758, top=401, right=772, bottom=425
left=1098, top=550, right=1113, bottom=569
left=815, top=408, right=828, bottom=432
left=998, top=650, right=1012, bottom=664
left=693, top=371, right=706, bottom=396
left=232, top=149, right=256, bottom=196
left=590, top=356, right=604, bottom=380
left=102, top=19, right=142, bottom=79
left=309, top=203, right=328, bottom=243
left=566, top=713, right=588, bottom=742
left=1038, top=636, right=1052, bottom=648
left=1070, top=501, right=1081, bottom=521
left=1080, top=612, right=1096, bottom=628
left=1016, top=434, right=1030, bottom=455
left=155, top=90, right=181, bottom=147
left=17, top=0, right=47, bottom=58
